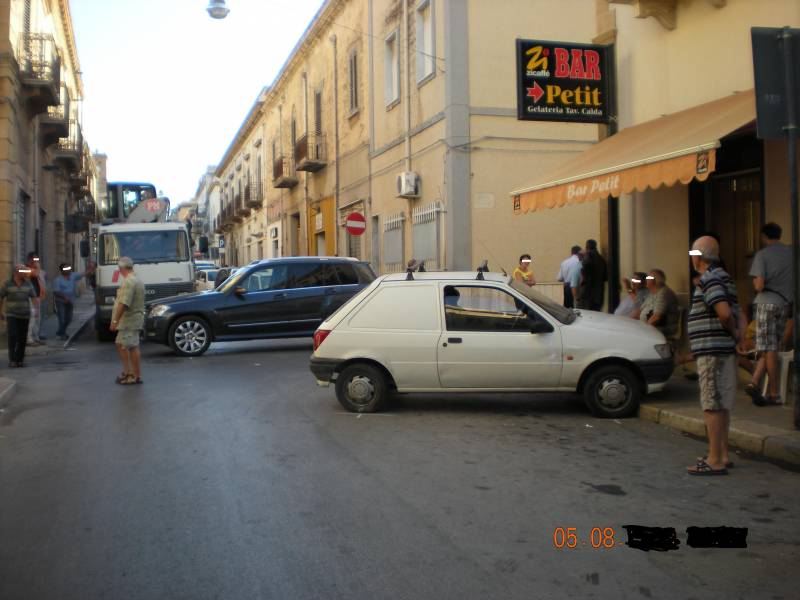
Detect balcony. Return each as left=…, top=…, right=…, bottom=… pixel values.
left=214, top=216, right=224, bottom=234
left=18, top=33, right=61, bottom=111
left=273, top=156, right=298, bottom=188
left=233, top=192, right=249, bottom=219
left=52, top=120, right=82, bottom=171
left=65, top=196, right=95, bottom=233
left=39, top=83, right=70, bottom=145
left=245, top=181, right=263, bottom=209
left=295, top=133, right=327, bottom=172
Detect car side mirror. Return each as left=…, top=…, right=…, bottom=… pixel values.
left=234, top=286, right=247, bottom=296
left=529, top=319, right=553, bottom=334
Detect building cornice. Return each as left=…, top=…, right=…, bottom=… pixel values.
left=57, top=0, right=83, bottom=97
left=609, top=0, right=727, bottom=31
left=215, top=86, right=270, bottom=177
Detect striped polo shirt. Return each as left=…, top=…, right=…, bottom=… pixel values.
left=0, top=278, right=35, bottom=318
left=687, top=266, right=739, bottom=357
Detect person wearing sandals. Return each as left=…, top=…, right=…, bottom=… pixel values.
left=686, top=237, right=745, bottom=476
left=109, top=257, right=145, bottom=385
left=744, top=222, right=793, bottom=407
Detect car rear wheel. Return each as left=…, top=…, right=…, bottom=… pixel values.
left=335, top=363, right=388, bottom=413
left=583, top=365, right=640, bottom=418
left=169, top=316, right=211, bottom=357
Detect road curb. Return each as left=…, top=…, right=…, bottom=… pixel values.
left=639, top=404, right=800, bottom=467
left=0, top=376, right=16, bottom=409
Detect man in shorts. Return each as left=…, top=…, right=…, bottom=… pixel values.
left=746, top=222, right=793, bottom=406
left=686, top=236, right=743, bottom=476
left=109, top=257, right=145, bottom=385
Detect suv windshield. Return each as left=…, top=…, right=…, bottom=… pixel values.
left=510, top=280, right=576, bottom=324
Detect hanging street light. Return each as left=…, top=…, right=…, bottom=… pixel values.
left=206, top=0, right=230, bottom=19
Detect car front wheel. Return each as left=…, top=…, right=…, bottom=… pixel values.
left=169, top=316, right=211, bottom=357
left=583, top=365, right=640, bottom=418
left=335, top=363, right=389, bottom=413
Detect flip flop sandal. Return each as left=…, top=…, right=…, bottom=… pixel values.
left=119, top=374, right=138, bottom=386
left=698, top=456, right=734, bottom=469
left=134, top=377, right=143, bottom=384
left=115, top=372, right=131, bottom=384
left=745, top=383, right=766, bottom=405
left=687, top=460, right=728, bottom=476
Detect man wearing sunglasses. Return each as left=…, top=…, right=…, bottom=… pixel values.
left=686, top=237, right=744, bottom=476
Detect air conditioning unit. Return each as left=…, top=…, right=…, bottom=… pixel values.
left=396, top=171, right=420, bottom=199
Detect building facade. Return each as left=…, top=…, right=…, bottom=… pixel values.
left=513, top=0, right=800, bottom=310
left=208, top=0, right=597, bottom=278
left=0, top=0, right=94, bottom=282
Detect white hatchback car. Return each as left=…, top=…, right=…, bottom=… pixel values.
left=309, top=271, right=673, bottom=418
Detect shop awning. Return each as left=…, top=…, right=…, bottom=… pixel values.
left=512, top=90, right=756, bottom=213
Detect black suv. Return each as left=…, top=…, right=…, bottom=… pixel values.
left=145, top=257, right=375, bottom=356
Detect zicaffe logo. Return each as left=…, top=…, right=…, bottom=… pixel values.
left=525, top=46, right=550, bottom=76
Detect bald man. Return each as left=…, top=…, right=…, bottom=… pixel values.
left=686, top=236, right=745, bottom=475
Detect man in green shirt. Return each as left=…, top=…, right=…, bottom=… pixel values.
left=0, top=265, right=37, bottom=367
left=109, top=257, right=145, bottom=385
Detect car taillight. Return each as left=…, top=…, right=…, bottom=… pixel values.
left=313, top=329, right=331, bottom=352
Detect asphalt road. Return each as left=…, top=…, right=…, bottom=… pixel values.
left=1, top=333, right=799, bottom=600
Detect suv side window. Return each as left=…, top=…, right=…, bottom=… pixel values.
left=289, top=263, right=336, bottom=288
left=240, top=265, right=289, bottom=292
left=333, top=263, right=359, bottom=285
left=443, top=285, right=544, bottom=332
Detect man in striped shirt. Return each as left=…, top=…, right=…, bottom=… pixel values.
left=686, top=236, right=744, bottom=476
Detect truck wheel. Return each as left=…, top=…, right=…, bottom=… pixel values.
left=335, top=363, right=389, bottom=413
left=583, top=365, right=640, bottom=418
left=169, top=316, right=211, bottom=357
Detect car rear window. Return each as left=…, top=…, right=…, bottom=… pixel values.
left=333, top=264, right=359, bottom=285
left=348, top=285, right=439, bottom=330
left=289, top=263, right=336, bottom=288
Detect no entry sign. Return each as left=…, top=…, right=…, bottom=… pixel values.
left=345, top=212, right=366, bottom=236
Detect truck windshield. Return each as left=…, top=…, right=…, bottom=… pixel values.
left=99, top=230, right=190, bottom=265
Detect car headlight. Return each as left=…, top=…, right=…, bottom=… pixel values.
left=654, top=343, right=672, bottom=359
left=149, top=304, right=169, bottom=318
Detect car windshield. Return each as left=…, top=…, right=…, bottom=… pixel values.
left=510, top=280, right=576, bottom=324
left=217, top=268, right=248, bottom=294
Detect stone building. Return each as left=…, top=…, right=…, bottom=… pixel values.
left=208, top=0, right=597, bottom=277
left=0, top=0, right=95, bottom=281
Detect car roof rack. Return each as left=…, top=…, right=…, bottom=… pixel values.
left=476, top=259, right=489, bottom=280
left=406, top=258, right=426, bottom=280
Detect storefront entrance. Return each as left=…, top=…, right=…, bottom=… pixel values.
left=689, top=132, right=763, bottom=306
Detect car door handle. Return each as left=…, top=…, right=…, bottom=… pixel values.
left=324, top=288, right=338, bottom=295
left=447, top=337, right=462, bottom=344
left=273, top=293, right=287, bottom=300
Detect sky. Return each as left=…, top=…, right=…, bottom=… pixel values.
left=71, top=0, right=326, bottom=206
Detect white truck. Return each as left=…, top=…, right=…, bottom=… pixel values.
left=89, top=220, right=195, bottom=341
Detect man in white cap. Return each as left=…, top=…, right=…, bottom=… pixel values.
left=109, top=257, right=145, bottom=385
left=686, top=236, right=744, bottom=476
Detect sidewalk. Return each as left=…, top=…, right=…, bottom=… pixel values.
left=0, top=294, right=95, bottom=407
left=641, top=374, right=800, bottom=467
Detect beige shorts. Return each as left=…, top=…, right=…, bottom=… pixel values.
left=115, top=328, right=141, bottom=348
left=697, top=353, right=737, bottom=411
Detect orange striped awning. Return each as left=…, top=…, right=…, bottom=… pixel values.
left=512, top=90, right=755, bottom=213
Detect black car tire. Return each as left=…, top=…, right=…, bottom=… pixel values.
left=583, top=365, right=641, bottom=418
left=169, top=316, right=212, bottom=357
left=335, top=363, right=389, bottom=413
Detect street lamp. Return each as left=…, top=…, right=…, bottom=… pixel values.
left=206, top=0, right=230, bottom=19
